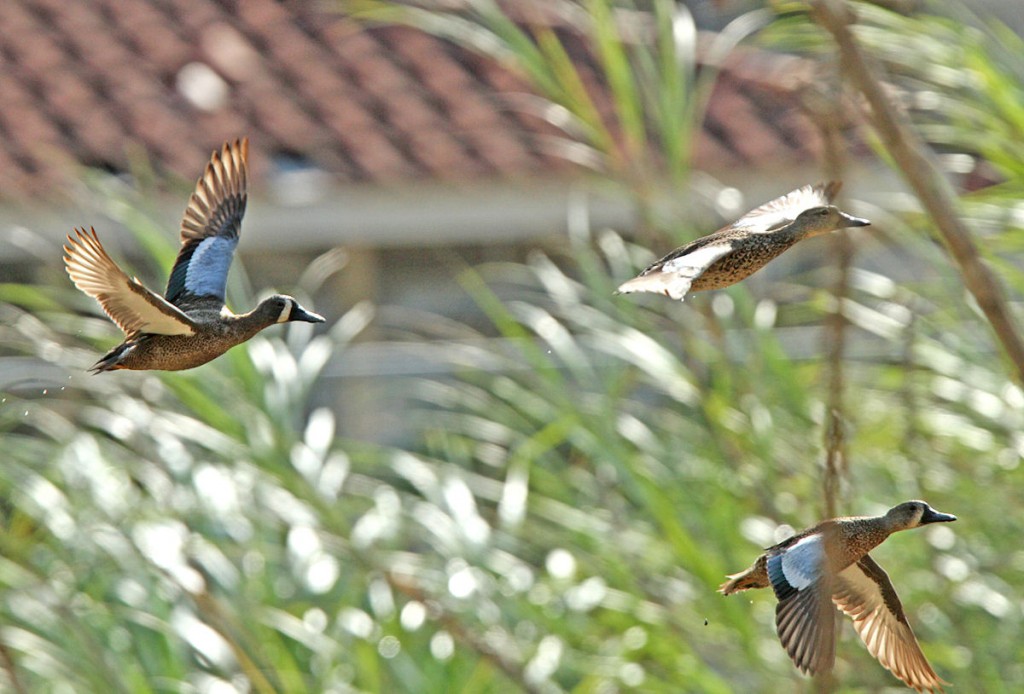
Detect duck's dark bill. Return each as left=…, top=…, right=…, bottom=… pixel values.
left=839, top=212, right=871, bottom=227
left=291, top=306, right=326, bottom=323
left=921, top=507, right=957, bottom=524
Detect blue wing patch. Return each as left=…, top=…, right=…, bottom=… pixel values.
left=768, top=534, right=825, bottom=601
left=768, top=554, right=797, bottom=600
left=173, top=235, right=237, bottom=301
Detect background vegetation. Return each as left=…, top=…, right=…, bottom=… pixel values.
left=1, top=1, right=1022, bottom=692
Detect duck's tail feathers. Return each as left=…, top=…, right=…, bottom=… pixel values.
left=615, top=273, right=691, bottom=301
left=90, top=343, right=132, bottom=373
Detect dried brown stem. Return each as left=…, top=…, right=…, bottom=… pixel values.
left=812, top=0, right=1024, bottom=385
left=806, top=78, right=851, bottom=694
left=811, top=82, right=851, bottom=524
left=191, top=589, right=282, bottom=694
left=0, top=640, right=27, bottom=694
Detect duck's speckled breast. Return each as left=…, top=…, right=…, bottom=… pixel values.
left=690, top=234, right=797, bottom=291
left=808, top=518, right=891, bottom=575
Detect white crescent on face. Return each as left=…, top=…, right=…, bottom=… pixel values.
left=276, top=298, right=295, bottom=323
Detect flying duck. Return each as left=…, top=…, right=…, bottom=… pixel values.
left=64, top=138, right=324, bottom=372
left=720, top=500, right=955, bottom=692
left=617, top=181, right=869, bottom=300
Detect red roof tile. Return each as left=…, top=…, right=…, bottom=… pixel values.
left=0, top=0, right=832, bottom=200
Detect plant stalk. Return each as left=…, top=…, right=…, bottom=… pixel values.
left=812, top=0, right=1024, bottom=385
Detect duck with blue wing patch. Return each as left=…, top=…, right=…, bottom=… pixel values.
left=64, top=138, right=325, bottom=372
left=616, top=181, right=869, bottom=301
left=720, top=501, right=956, bottom=693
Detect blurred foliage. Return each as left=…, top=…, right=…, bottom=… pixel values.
left=348, top=0, right=771, bottom=236
left=1, top=1, right=1023, bottom=693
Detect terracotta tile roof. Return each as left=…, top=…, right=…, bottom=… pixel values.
left=0, top=0, right=833, bottom=200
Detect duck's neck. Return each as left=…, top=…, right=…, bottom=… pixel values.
left=792, top=226, right=827, bottom=241
left=830, top=516, right=892, bottom=567
left=227, top=304, right=281, bottom=340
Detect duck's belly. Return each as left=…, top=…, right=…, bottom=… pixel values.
left=690, top=241, right=793, bottom=291
left=119, top=332, right=237, bottom=371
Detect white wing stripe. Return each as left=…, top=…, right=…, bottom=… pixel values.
left=661, top=243, right=734, bottom=273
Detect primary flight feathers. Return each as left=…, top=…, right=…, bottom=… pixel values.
left=64, top=227, right=197, bottom=338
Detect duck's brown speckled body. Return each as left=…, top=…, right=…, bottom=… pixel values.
left=87, top=298, right=307, bottom=372
left=64, top=139, right=324, bottom=372
left=617, top=181, right=869, bottom=300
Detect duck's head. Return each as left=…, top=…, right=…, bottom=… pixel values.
left=886, top=500, right=957, bottom=531
left=264, top=295, right=326, bottom=324
left=793, top=205, right=870, bottom=239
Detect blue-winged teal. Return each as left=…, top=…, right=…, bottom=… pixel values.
left=64, top=139, right=324, bottom=372
left=721, top=501, right=955, bottom=693
left=617, top=181, right=869, bottom=300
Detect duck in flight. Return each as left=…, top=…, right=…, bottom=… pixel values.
left=720, top=500, right=955, bottom=693
left=64, top=138, right=324, bottom=372
left=616, top=181, right=869, bottom=301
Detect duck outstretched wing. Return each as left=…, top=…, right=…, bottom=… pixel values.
left=64, top=227, right=196, bottom=337
left=615, top=240, right=734, bottom=300
left=833, top=555, right=947, bottom=693
left=733, top=181, right=841, bottom=233
left=766, top=533, right=838, bottom=675
left=165, top=138, right=248, bottom=308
